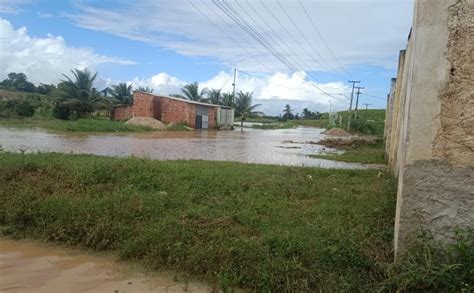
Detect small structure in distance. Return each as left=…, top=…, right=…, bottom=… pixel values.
left=112, top=92, right=234, bottom=130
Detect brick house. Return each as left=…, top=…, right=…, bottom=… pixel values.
left=112, top=92, right=233, bottom=129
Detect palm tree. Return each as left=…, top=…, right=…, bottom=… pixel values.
left=207, top=89, right=222, bottom=105
left=111, top=83, right=133, bottom=105
left=222, top=92, right=234, bottom=107
left=137, top=86, right=153, bottom=93
left=282, top=104, right=293, bottom=121
left=235, top=91, right=262, bottom=127
left=58, top=68, right=111, bottom=117
left=180, top=82, right=207, bottom=102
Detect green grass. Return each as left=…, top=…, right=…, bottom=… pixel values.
left=166, top=123, right=192, bottom=131
left=0, top=117, right=152, bottom=132
left=310, top=141, right=386, bottom=164
left=0, top=152, right=397, bottom=292
left=293, top=119, right=329, bottom=128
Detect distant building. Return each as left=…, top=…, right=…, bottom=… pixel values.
left=112, top=92, right=234, bottom=129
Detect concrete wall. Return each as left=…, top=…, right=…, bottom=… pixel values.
left=385, top=0, right=474, bottom=260
left=384, top=78, right=397, bottom=159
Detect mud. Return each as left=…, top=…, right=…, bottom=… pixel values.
left=0, top=238, right=214, bottom=292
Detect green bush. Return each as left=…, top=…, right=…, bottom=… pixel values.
left=350, top=119, right=385, bottom=135
left=52, top=102, right=72, bottom=120
left=13, top=99, right=36, bottom=117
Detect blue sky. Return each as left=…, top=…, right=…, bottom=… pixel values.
left=0, top=0, right=414, bottom=115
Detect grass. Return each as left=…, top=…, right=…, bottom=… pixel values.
left=311, top=141, right=386, bottom=164
left=293, top=119, right=329, bottom=128
left=0, top=152, right=397, bottom=292
left=0, top=116, right=153, bottom=132
left=166, top=123, right=192, bottom=131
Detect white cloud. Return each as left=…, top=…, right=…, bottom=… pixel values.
left=69, top=0, right=414, bottom=73
left=130, top=70, right=350, bottom=115
left=0, top=18, right=136, bottom=85
left=130, top=73, right=185, bottom=95
left=0, top=0, right=30, bottom=14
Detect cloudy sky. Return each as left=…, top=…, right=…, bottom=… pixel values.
left=0, top=0, right=414, bottom=115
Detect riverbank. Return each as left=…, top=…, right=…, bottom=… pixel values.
left=1, top=152, right=396, bottom=291
left=0, top=117, right=153, bottom=132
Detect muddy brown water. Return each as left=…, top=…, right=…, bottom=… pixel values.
left=0, top=126, right=377, bottom=169
left=0, top=238, right=214, bottom=292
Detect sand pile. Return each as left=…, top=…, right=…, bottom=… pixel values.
left=322, top=128, right=351, bottom=136
left=126, top=117, right=167, bottom=130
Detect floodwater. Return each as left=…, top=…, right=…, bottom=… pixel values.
left=0, top=238, right=213, bottom=292
left=0, top=126, right=374, bottom=169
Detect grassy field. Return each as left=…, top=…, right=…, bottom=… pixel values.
left=1, top=152, right=396, bottom=291
left=311, top=141, right=386, bottom=164
left=0, top=117, right=152, bottom=132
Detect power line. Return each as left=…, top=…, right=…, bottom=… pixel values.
left=297, top=0, right=350, bottom=77
left=361, top=92, right=386, bottom=100
left=275, top=0, right=346, bottom=79
left=257, top=0, right=343, bottom=80
left=188, top=0, right=274, bottom=72
left=235, top=0, right=311, bottom=75
left=214, top=0, right=346, bottom=103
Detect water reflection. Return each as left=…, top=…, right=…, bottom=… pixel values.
left=0, top=126, right=374, bottom=169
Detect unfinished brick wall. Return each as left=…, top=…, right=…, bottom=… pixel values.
left=131, top=92, right=155, bottom=117
left=111, top=92, right=218, bottom=129
left=111, top=105, right=131, bottom=121
left=160, top=97, right=191, bottom=125
left=159, top=96, right=216, bottom=129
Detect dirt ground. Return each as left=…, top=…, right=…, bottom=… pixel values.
left=0, top=238, right=214, bottom=292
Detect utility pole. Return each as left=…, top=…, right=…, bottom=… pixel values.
left=363, top=103, right=371, bottom=119
left=231, top=68, right=237, bottom=105
left=347, top=80, right=361, bottom=131
left=354, top=86, right=365, bottom=119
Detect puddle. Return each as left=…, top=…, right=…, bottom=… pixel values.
left=0, top=238, right=213, bottom=292
left=0, top=126, right=377, bottom=169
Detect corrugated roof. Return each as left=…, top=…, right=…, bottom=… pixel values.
left=134, top=91, right=222, bottom=107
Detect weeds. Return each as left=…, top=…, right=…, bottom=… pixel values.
left=383, top=229, right=474, bottom=292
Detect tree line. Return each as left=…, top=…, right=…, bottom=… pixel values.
left=1, top=69, right=323, bottom=123
left=0, top=69, right=263, bottom=121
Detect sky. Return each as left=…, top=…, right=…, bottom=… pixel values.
left=0, top=0, right=414, bottom=115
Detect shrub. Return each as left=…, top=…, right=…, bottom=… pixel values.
left=350, top=119, right=385, bottom=135
left=52, top=102, right=72, bottom=120
left=10, top=99, right=35, bottom=117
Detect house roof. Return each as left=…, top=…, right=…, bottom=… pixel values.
left=134, top=91, right=222, bottom=108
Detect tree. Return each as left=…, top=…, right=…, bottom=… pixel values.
left=137, top=86, right=154, bottom=93
left=111, top=83, right=133, bottom=105
left=207, top=89, right=222, bottom=105
left=0, top=72, right=36, bottom=92
left=179, top=82, right=207, bottom=102
left=56, top=68, right=111, bottom=118
left=282, top=104, right=294, bottom=121
left=302, top=108, right=311, bottom=119
left=301, top=107, right=322, bottom=120
left=235, top=91, right=262, bottom=127
left=221, top=92, right=234, bottom=107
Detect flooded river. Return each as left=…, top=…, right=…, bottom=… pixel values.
left=0, top=239, right=213, bottom=292
left=0, top=126, right=372, bottom=169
